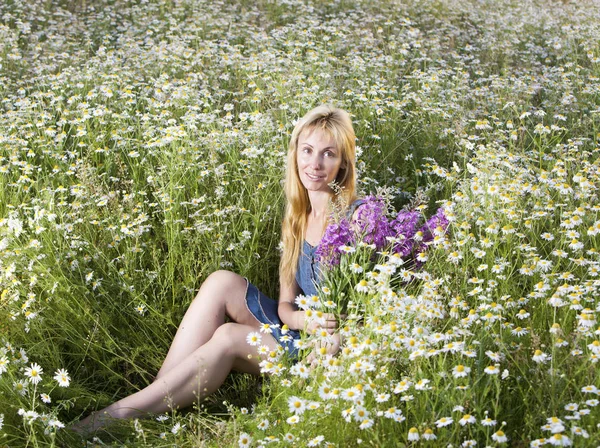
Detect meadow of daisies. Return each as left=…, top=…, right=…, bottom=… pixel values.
left=1, top=0, right=600, bottom=446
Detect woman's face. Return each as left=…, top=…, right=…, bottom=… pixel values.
left=296, top=128, right=343, bottom=194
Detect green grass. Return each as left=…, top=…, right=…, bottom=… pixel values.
left=1, top=0, right=600, bottom=446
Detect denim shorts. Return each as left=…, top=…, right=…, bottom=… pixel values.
left=244, top=279, right=301, bottom=359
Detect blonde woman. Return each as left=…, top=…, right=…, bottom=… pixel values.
left=75, top=105, right=363, bottom=432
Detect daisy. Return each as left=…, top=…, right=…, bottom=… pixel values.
left=259, top=323, right=273, bottom=334
left=18, top=409, right=39, bottom=422
left=307, top=435, right=325, bottom=447
left=375, top=393, right=390, bottom=403
left=350, top=263, right=364, bottom=273
left=532, top=350, right=550, bottom=363
left=238, top=432, right=252, bottom=448
left=571, top=426, right=589, bottom=438
left=353, top=406, right=370, bottom=422
left=359, top=418, right=374, bottom=429
left=171, top=422, right=185, bottom=434
left=341, top=386, right=363, bottom=402
left=546, top=417, right=565, bottom=433
left=462, top=349, right=477, bottom=358
left=399, top=269, right=413, bottom=281
left=511, top=326, right=529, bottom=336
left=414, top=378, right=431, bottom=390
left=393, top=380, right=412, bottom=394
left=393, top=413, right=406, bottom=423
left=246, top=332, right=262, bottom=346
left=407, top=427, right=419, bottom=441
left=256, top=345, right=269, bottom=356
left=46, top=417, right=62, bottom=431
left=548, top=433, right=571, bottom=446
left=422, top=428, right=436, bottom=440
left=581, top=385, right=598, bottom=394
left=491, top=430, right=508, bottom=443
left=286, top=415, right=300, bottom=425
left=452, top=364, right=471, bottom=378
left=295, top=295, right=310, bottom=310
left=0, top=356, right=9, bottom=374
left=307, top=401, right=320, bottom=410
left=135, top=304, right=147, bottom=315
left=435, top=416, right=453, bottom=427
left=287, top=396, right=306, bottom=415
left=416, top=252, right=428, bottom=262
left=459, top=414, right=476, bottom=425
left=318, top=383, right=333, bottom=400
left=342, top=407, right=353, bottom=422
left=14, top=380, right=28, bottom=395
left=355, top=279, right=370, bottom=293
left=484, top=365, right=500, bottom=375
left=40, top=393, right=51, bottom=404
left=24, top=363, right=43, bottom=384
left=257, top=418, right=269, bottom=430
left=383, top=407, right=402, bottom=419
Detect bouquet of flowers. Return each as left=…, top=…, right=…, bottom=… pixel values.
left=314, top=193, right=450, bottom=317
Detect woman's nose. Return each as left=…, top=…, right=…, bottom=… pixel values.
left=309, top=153, right=322, bottom=169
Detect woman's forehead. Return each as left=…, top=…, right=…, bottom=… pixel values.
left=298, top=126, right=337, bottom=145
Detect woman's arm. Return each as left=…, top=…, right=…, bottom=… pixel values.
left=350, top=202, right=366, bottom=229
left=278, top=278, right=305, bottom=331
left=279, top=277, right=340, bottom=334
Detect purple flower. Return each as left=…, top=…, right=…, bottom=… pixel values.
left=316, top=217, right=354, bottom=267
left=392, top=210, right=421, bottom=257
left=417, top=207, right=449, bottom=244
left=354, top=195, right=394, bottom=250
left=315, top=197, right=449, bottom=269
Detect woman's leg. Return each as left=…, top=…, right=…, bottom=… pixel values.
left=155, top=270, right=259, bottom=380
left=77, top=322, right=275, bottom=432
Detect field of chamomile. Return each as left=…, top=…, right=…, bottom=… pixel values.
left=1, top=0, right=599, bottom=446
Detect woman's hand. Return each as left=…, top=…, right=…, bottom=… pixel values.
left=302, top=312, right=346, bottom=366
left=306, top=332, right=342, bottom=365
left=304, top=312, right=340, bottom=335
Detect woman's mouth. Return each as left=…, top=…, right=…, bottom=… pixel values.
left=306, top=172, right=325, bottom=181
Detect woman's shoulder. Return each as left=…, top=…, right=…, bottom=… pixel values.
left=346, top=198, right=366, bottom=220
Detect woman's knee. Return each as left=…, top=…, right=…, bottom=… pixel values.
left=211, top=323, right=252, bottom=356
left=195, top=270, right=246, bottom=306
left=203, top=270, right=245, bottom=292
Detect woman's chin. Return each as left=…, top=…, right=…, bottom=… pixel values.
left=301, top=177, right=333, bottom=192
left=303, top=183, right=329, bottom=193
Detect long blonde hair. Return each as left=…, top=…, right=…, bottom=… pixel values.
left=279, top=105, right=358, bottom=287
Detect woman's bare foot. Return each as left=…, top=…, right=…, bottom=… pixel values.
left=70, top=410, right=114, bottom=436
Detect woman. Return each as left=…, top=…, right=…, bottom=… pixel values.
left=75, top=105, right=362, bottom=432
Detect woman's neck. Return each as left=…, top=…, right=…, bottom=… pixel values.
left=307, top=190, right=331, bottom=219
